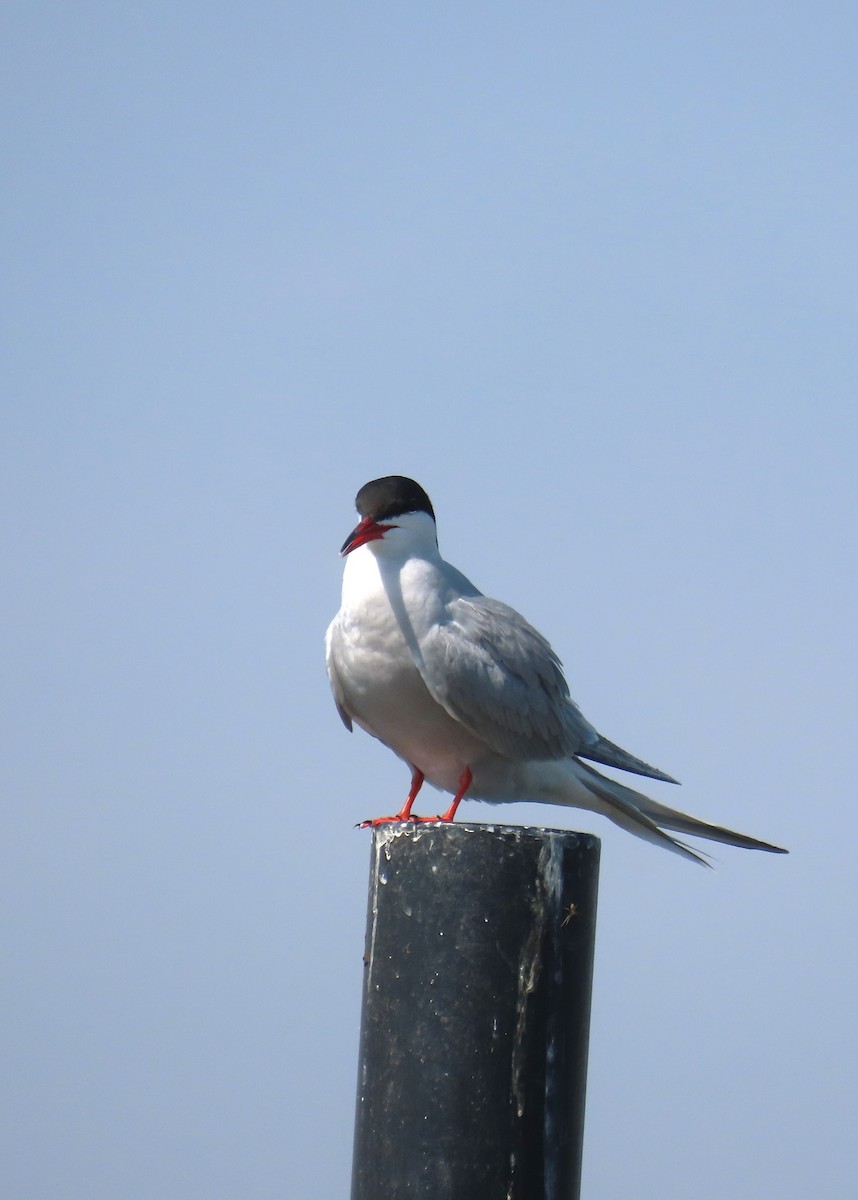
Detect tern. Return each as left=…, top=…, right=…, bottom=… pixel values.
left=326, top=475, right=787, bottom=864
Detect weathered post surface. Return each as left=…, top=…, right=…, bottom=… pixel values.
left=351, top=822, right=600, bottom=1200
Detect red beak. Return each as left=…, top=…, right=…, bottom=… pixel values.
left=340, top=515, right=395, bottom=555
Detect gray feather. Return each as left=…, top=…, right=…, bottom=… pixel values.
left=325, top=623, right=353, bottom=731
left=575, top=763, right=709, bottom=865
left=576, top=761, right=787, bottom=857
left=628, top=792, right=788, bottom=853
left=578, top=734, right=679, bottom=784
left=418, top=594, right=600, bottom=761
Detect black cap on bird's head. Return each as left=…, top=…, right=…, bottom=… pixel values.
left=341, top=476, right=435, bottom=555
left=355, top=476, right=435, bottom=523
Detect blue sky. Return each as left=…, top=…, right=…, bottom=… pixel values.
left=2, top=4, right=856, bottom=1197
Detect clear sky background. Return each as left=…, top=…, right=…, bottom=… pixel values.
left=2, top=4, right=856, bottom=1197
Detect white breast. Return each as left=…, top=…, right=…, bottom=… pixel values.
left=328, top=544, right=490, bottom=792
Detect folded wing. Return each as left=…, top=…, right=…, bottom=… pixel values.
left=418, top=595, right=600, bottom=761
left=417, top=594, right=678, bottom=785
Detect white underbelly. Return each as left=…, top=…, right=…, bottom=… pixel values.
left=332, top=619, right=490, bottom=793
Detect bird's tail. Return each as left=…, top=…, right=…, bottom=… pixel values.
left=573, top=760, right=788, bottom=866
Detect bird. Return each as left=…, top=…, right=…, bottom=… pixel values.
left=325, top=475, right=787, bottom=865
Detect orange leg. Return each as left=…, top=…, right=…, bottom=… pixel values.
left=398, top=768, right=425, bottom=820
left=359, top=768, right=425, bottom=828
left=439, top=766, right=473, bottom=822
left=410, top=766, right=473, bottom=824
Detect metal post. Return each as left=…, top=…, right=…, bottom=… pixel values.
left=351, top=822, right=600, bottom=1200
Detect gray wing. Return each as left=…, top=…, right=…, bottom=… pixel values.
left=325, top=620, right=353, bottom=731
left=417, top=595, right=599, bottom=760
left=418, top=594, right=678, bottom=782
